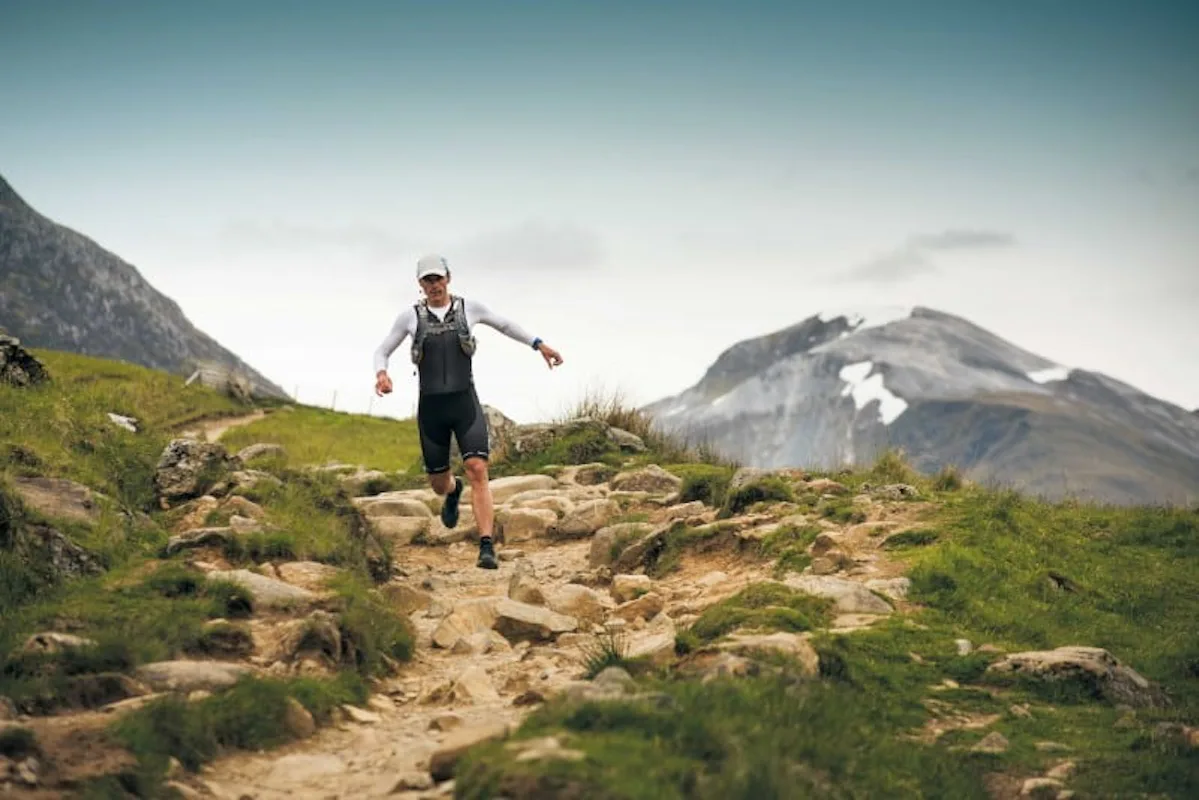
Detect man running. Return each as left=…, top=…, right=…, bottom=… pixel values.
left=372, top=254, right=564, bottom=569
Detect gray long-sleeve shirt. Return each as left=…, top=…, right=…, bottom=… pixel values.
left=373, top=296, right=537, bottom=374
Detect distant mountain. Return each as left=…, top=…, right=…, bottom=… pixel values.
left=644, top=307, right=1199, bottom=506
left=0, top=174, right=285, bottom=398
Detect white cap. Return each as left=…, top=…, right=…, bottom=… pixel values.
left=416, top=253, right=449, bottom=279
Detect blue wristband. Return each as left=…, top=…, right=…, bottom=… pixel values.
left=532, top=337, right=543, bottom=350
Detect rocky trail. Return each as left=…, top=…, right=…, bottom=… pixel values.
left=154, top=459, right=930, bottom=799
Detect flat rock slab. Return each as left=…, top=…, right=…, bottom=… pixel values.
left=12, top=476, right=106, bottom=525
left=783, top=575, right=894, bottom=615
left=985, top=646, right=1166, bottom=708
left=206, top=569, right=319, bottom=609
left=134, top=660, right=254, bottom=692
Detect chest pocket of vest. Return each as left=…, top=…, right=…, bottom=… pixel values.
left=411, top=297, right=477, bottom=364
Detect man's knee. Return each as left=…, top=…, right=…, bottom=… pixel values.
left=428, top=469, right=454, bottom=494
left=463, top=456, right=489, bottom=485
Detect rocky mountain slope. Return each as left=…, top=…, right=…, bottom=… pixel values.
left=0, top=173, right=286, bottom=399
left=644, top=307, right=1199, bottom=506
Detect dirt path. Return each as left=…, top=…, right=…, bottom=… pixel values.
left=195, top=538, right=596, bottom=799
left=176, top=409, right=268, bottom=443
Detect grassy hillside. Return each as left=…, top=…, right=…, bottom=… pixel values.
left=0, top=349, right=420, bottom=795
left=216, top=405, right=423, bottom=473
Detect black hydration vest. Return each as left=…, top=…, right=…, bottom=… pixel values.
left=410, top=296, right=478, bottom=395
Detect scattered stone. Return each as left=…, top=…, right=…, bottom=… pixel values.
left=611, top=574, right=653, bottom=603
left=1045, top=761, right=1076, bottom=780
left=612, top=591, right=665, bottom=622
left=589, top=522, right=653, bottom=568
left=985, top=646, right=1166, bottom=708
left=205, top=569, right=320, bottom=610
left=8, top=521, right=104, bottom=580
left=783, top=575, right=894, bottom=615
left=489, top=475, right=559, bottom=504
left=381, top=582, right=434, bottom=615
left=370, top=516, right=430, bottom=545
left=11, top=476, right=106, bottom=525
left=236, top=443, right=286, bottom=462
left=869, top=483, right=920, bottom=500
left=507, top=735, right=586, bottom=763
left=284, top=697, right=316, bottom=738
left=391, top=772, right=435, bottom=792
left=19, top=632, right=97, bottom=655
left=432, top=598, right=503, bottom=650
left=154, top=439, right=240, bottom=508
left=606, top=427, right=647, bottom=452
left=355, top=495, right=434, bottom=518
left=609, top=464, right=683, bottom=494
left=553, top=498, right=622, bottom=539
left=0, top=335, right=49, bottom=386
left=133, top=660, right=254, bottom=693
left=428, top=720, right=513, bottom=782
left=508, top=559, right=546, bottom=605
left=275, top=561, right=342, bottom=592
left=1020, top=777, right=1065, bottom=796
left=166, top=527, right=232, bottom=555
left=341, top=704, right=381, bottom=724
left=864, top=577, right=910, bottom=601
left=497, top=507, right=558, bottom=542
left=662, top=500, right=708, bottom=522
left=718, top=631, right=820, bottom=676
left=545, top=584, right=614, bottom=625
left=493, top=598, right=578, bottom=643
left=805, top=478, right=848, bottom=495
left=449, top=665, right=501, bottom=705
left=971, top=731, right=1009, bottom=754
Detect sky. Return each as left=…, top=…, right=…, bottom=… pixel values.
left=2, top=0, right=1198, bottom=423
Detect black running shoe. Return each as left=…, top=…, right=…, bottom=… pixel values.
left=476, top=536, right=498, bottom=570
left=441, top=477, right=463, bottom=529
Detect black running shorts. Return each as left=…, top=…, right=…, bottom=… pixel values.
left=416, top=387, right=490, bottom=474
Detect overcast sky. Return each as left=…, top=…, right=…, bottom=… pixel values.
left=3, top=0, right=1197, bottom=422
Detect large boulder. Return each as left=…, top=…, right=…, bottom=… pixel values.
left=985, top=646, right=1168, bottom=708
left=153, top=439, right=241, bottom=508
left=0, top=335, right=49, bottom=387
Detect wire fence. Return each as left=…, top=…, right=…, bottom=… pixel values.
left=284, top=384, right=418, bottom=419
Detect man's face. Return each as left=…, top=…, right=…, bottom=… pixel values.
left=420, top=272, right=449, bottom=304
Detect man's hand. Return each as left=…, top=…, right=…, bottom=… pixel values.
left=375, top=370, right=393, bottom=396
left=536, top=343, right=564, bottom=369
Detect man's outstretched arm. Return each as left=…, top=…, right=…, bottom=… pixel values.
left=467, top=299, right=564, bottom=368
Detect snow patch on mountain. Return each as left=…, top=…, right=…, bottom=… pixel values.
left=838, top=361, right=908, bottom=424
left=1027, top=365, right=1072, bottom=384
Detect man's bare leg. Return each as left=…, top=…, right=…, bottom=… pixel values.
left=463, top=457, right=493, bottom=535
left=463, top=456, right=497, bottom=568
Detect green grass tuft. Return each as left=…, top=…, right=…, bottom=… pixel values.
left=680, top=582, right=835, bottom=649
left=721, top=475, right=794, bottom=516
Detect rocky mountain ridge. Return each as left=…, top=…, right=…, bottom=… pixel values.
left=0, top=173, right=286, bottom=399
left=644, top=306, right=1199, bottom=506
